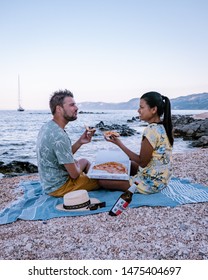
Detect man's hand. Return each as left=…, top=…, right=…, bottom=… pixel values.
left=72, top=129, right=95, bottom=154
left=79, top=129, right=94, bottom=144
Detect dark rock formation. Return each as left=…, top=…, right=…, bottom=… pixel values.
left=127, top=116, right=140, bottom=123
left=125, top=114, right=208, bottom=147
left=0, top=161, right=38, bottom=177
left=172, top=115, right=208, bottom=147
left=95, top=121, right=137, bottom=136
left=79, top=111, right=105, bottom=114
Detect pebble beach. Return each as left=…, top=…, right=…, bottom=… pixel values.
left=0, top=148, right=207, bottom=260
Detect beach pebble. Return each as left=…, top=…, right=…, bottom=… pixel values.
left=0, top=149, right=207, bottom=260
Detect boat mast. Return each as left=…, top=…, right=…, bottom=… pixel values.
left=17, top=74, right=24, bottom=111
left=18, top=74, right=20, bottom=108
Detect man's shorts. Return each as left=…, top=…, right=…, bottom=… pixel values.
left=49, top=172, right=99, bottom=197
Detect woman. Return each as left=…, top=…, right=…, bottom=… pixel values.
left=100, top=91, right=174, bottom=194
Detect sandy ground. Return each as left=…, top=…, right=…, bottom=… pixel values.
left=0, top=148, right=207, bottom=260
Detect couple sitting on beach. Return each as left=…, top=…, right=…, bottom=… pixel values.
left=36, top=90, right=174, bottom=197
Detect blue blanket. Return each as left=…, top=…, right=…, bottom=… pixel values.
left=0, top=177, right=208, bottom=225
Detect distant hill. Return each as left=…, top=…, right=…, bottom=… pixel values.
left=78, top=93, right=208, bottom=110
left=170, top=93, right=208, bottom=110
left=78, top=98, right=139, bottom=110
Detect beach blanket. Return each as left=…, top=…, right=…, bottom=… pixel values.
left=0, top=177, right=208, bottom=225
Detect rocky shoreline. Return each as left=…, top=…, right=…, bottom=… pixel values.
left=0, top=161, right=38, bottom=177
left=0, top=113, right=207, bottom=177
left=172, top=114, right=208, bottom=147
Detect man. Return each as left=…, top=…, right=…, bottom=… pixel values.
left=36, top=89, right=99, bottom=197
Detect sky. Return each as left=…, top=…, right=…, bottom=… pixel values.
left=0, top=0, right=208, bottom=110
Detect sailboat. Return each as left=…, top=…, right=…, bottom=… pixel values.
left=17, top=75, right=24, bottom=111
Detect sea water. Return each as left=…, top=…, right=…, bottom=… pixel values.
left=0, top=109, right=207, bottom=166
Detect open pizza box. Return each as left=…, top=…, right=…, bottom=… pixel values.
left=87, top=149, right=130, bottom=180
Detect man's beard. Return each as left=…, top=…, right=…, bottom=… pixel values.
left=63, top=110, right=77, bottom=122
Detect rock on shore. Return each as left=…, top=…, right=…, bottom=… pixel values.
left=172, top=114, right=208, bottom=147
left=0, top=161, right=38, bottom=177
left=95, top=121, right=137, bottom=136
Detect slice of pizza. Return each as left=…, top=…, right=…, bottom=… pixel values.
left=92, top=161, right=127, bottom=174
left=85, top=125, right=96, bottom=133
left=104, top=131, right=120, bottom=138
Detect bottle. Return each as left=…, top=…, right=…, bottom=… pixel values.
left=109, top=182, right=138, bottom=216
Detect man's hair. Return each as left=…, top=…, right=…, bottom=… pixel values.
left=49, top=89, right=74, bottom=115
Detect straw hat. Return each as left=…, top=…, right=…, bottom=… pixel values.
left=56, top=189, right=100, bottom=211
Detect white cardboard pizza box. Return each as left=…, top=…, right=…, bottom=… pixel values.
left=87, top=149, right=130, bottom=180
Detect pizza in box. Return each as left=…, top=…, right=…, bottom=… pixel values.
left=92, top=161, right=128, bottom=174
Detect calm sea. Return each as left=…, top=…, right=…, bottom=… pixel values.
left=0, top=109, right=207, bottom=166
